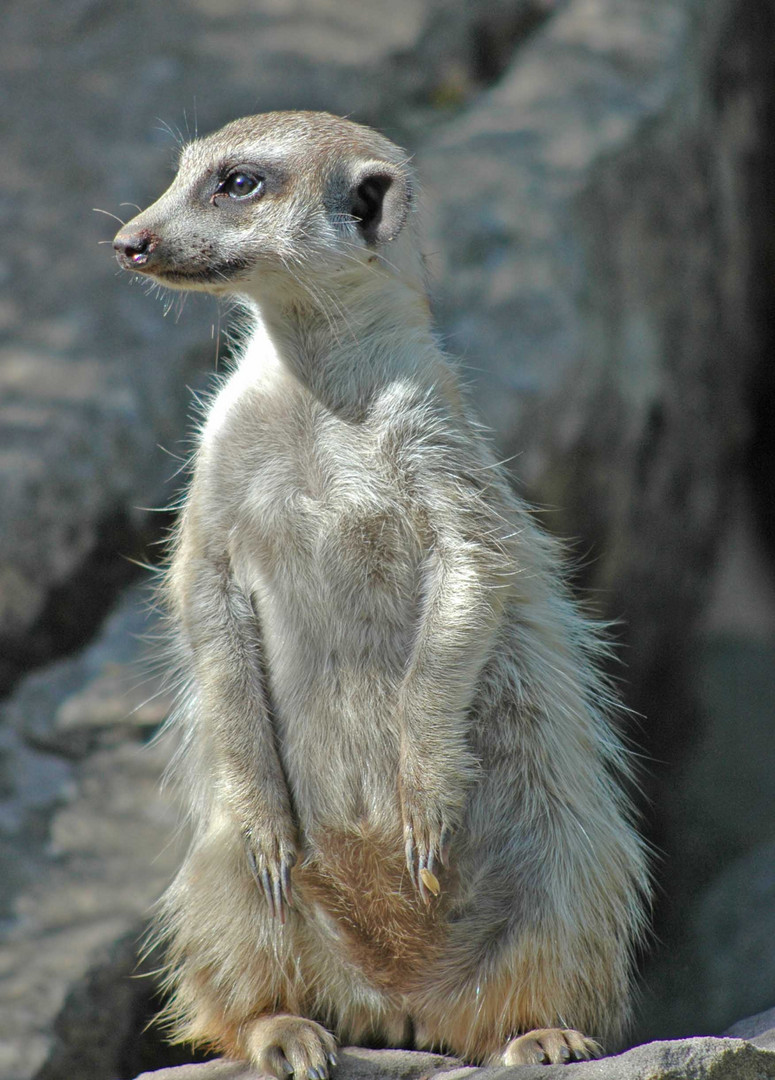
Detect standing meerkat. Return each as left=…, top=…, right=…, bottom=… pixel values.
left=113, top=111, right=648, bottom=1076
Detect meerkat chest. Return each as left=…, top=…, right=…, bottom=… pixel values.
left=202, top=374, right=425, bottom=603
left=249, top=434, right=420, bottom=596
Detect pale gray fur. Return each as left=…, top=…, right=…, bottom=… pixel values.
left=113, top=111, right=649, bottom=1075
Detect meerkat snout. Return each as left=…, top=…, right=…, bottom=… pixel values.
left=113, top=229, right=157, bottom=269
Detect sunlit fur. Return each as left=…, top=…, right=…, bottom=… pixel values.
left=115, top=112, right=649, bottom=1073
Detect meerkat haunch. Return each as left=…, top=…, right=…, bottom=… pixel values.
left=113, top=111, right=648, bottom=1076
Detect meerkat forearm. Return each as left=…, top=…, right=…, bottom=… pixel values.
left=398, top=540, right=501, bottom=894
left=177, top=556, right=297, bottom=918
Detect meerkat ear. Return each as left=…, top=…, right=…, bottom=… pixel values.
left=349, top=163, right=411, bottom=246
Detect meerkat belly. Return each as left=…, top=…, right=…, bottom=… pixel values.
left=244, top=507, right=439, bottom=984
left=234, top=479, right=423, bottom=832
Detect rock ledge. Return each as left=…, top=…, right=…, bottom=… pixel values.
left=131, top=1030, right=775, bottom=1080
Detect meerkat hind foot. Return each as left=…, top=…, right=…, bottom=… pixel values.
left=244, top=1014, right=337, bottom=1080
left=501, top=1028, right=602, bottom=1066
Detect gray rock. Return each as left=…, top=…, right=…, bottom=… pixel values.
left=691, top=842, right=775, bottom=1034
left=633, top=507, right=775, bottom=1041
left=134, top=1050, right=464, bottom=1080
left=726, top=1007, right=775, bottom=1051
left=0, top=586, right=183, bottom=1080
left=129, top=1037, right=775, bottom=1079
left=419, top=0, right=767, bottom=695
left=663, top=634, right=775, bottom=897
left=135, top=1066, right=258, bottom=1080
left=0, top=344, right=194, bottom=688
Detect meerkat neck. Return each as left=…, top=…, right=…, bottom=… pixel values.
left=244, top=267, right=437, bottom=416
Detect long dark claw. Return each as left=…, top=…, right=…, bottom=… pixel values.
left=273, top=873, right=285, bottom=925
left=248, top=848, right=273, bottom=916
left=244, top=831, right=299, bottom=921
left=281, top=856, right=294, bottom=910
left=261, top=868, right=275, bottom=917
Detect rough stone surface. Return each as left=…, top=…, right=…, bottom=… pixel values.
left=689, top=841, right=775, bottom=1034
left=631, top=486, right=775, bottom=1041
left=0, top=344, right=193, bottom=690
left=726, top=1007, right=775, bottom=1052
left=0, top=586, right=183, bottom=1080
left=128, top=1037, right=775, bottom=1079
left=419, top=0, right=765, bottom=699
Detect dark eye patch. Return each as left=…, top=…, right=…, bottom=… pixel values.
left=205, top=159, right=289, bottom=207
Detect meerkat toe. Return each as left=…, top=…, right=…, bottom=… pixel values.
left=501, top=1028, right=602, bottom=1066
left=246, top=1015, right=337, bottom=1079
left=564, top=1029, right=603, bottom=1060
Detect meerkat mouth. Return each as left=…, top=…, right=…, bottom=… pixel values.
left=140, top=258, right=256, bottom=289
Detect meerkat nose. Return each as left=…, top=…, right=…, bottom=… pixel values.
left=113, top=228, right=156, bottom=268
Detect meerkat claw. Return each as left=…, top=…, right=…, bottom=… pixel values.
left=245, top=837, right=296, bottom=922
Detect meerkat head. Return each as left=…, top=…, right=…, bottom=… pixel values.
left=113, top=111, right=417, bottom=300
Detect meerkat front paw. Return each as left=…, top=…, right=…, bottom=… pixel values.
left=245, top=1014, right=337, bottom=1080
left=501, top=1028, right=602, bottom=1066
left=243, top=829, right=298, bottom=923
left=399, top=781, right=452, bottom=902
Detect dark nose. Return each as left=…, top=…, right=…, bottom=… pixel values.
left=113, top=228, right=157, bottom=268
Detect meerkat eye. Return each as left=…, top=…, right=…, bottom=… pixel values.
left=217, top=170, right=265, bottom=200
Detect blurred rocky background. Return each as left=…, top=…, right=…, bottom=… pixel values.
left=1, top=0, right=774, bottom=1077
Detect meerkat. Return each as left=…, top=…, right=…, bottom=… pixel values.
left=113, top=111, right=648, bottom=1077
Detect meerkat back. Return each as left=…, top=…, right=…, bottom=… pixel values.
left=114, top=111, right=648, bottom=1076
